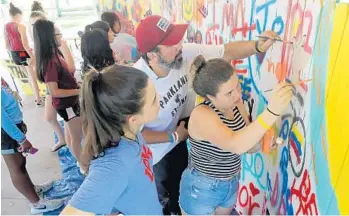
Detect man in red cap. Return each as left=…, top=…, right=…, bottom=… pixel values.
left=133, top=15, right=278, bottom=215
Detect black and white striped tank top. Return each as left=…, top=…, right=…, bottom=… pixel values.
left=189, top=100, right=246, bottom=179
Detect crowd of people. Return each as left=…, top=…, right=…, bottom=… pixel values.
left=2, top=2, right=294, bottom=215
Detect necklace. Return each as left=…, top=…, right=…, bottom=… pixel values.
left=122, top=134, right=139, bottom=144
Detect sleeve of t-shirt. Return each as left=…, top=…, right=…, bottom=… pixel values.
left=1, top=95, right=25, bottom=144
left=69, top=158, right=129, bottom=214
left=182, top=43, right=225, bottom=63
left=44, top=60, right=59, bottom=83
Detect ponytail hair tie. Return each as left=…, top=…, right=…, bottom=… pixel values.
left=96, top=71, right=103, bottom=82
left=197, top=62, right=206, bottom=73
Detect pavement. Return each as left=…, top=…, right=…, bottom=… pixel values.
left=0, top=2, right=99, bottom=214
left=1, top=95, right=62, bottom=215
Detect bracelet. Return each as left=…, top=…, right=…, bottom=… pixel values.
left=169, top=133, right=174, bottom=143
left=173, top=132, right=179, bottom=143
left=257, top=116, right=271, bottom=130
left=18, top=138, right=27, bottom=145
left=267, top=108, right=280, bottom=116
left=255, top=40, right=264, bottom=53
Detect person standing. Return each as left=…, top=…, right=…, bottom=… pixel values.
left=133, top=15, right=278, bottom=214
left=101, top=12, right=140, bottom=64
left=33, top=20, right=85, bottom=172
left=4, top=3, right=43, bottom=106
left=1, top=78, right=64, bottom=214
left=179, top=56, right=293, bottom=215
left=61, top=65, right=162, bottom=215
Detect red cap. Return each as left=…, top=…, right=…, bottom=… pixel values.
left=136, top=15, right=188, bottom=53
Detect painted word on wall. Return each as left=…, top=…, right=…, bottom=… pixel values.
left=99, top=0, right=349, bottom=214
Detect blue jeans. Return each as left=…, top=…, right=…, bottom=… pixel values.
left=179, top=167, right=240, bottom=215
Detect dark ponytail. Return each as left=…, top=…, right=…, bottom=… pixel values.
left=81, top=29, right=115, bottom=74
left=9, top=3, right=22, bottom=16
left=80, top=65, right=148, bottom=164
left=192, top=55, right=235, bottom=98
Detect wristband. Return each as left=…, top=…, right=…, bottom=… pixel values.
left=18, top=138, right=27, bottom=145
left=257, top=116, right=271, bottom=130
left=255, top=40, right=264, bottom=53
left=169, top=133, right=174, bottom=143
left=173, top=132, right=179, bottom=143
left=267, top=108, right=280, bottom=117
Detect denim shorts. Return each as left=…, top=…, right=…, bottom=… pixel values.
left=179, top=167, right=240, bottom=215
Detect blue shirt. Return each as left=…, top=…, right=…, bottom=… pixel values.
left=69, top=134, right=162, bottom=215
left=1, top=85, right=25, bottom=143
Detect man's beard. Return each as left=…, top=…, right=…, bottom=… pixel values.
left=157, top=50, right=184, bottom=70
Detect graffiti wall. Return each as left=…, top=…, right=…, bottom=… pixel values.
left=98, top=0, right=349, bottom=214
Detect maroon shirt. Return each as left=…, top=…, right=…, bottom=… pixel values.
left=44, top=54, right=79, bottom=109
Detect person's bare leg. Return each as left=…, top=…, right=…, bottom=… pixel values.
left=24, top=65, right=41, bottom=103
left=64, top=122, right=72, bottom=147
left=44, top=95, right=66, bottom=150
left=2, top=153, right=39, bottom=203
left=214, top=206, right=234, bottom=215
left=66, top=117, right=86, bottom=170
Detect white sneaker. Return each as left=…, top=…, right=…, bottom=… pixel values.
left=34, top=181, right=54, bottom=196
left=30, top=199, right=64, bottom=214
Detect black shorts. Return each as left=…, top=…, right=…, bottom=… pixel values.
left=1, top=122, right=27, bottom=155
left=9, top=51, right=30, bottom=66
left=56, top=103, right=80, bottom=122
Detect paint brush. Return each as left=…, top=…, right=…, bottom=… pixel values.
left=264, top=79, right=313, bottom=93
left=256, top=36, right=293, bottom=44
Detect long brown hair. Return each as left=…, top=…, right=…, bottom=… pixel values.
left=80, top=64, right=148, bottom=164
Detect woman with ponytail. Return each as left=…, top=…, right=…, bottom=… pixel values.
left=179, top=55, right=294, bottom=215
left=29, top=2, right=67, bottom=152
left=33, top=20, right=86, bottom=172
left=4, top=3, right=43, bottom=106
left=61, top=65, right=162, bottom=215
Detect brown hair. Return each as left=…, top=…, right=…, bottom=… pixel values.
left=101, top=12, right=120, bottom=34
left=9, top=3, right=22, bottom=16
left=191, top=55, right=235, bottom=98
left=31, top=1, right=44, bottom=12
left=80, top=65, right=149, bottom=164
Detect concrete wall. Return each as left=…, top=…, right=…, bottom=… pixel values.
left=98, top=0, right=349, bottom=214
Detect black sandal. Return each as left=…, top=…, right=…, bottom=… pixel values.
left=51, top=143, right=66, bottom=152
